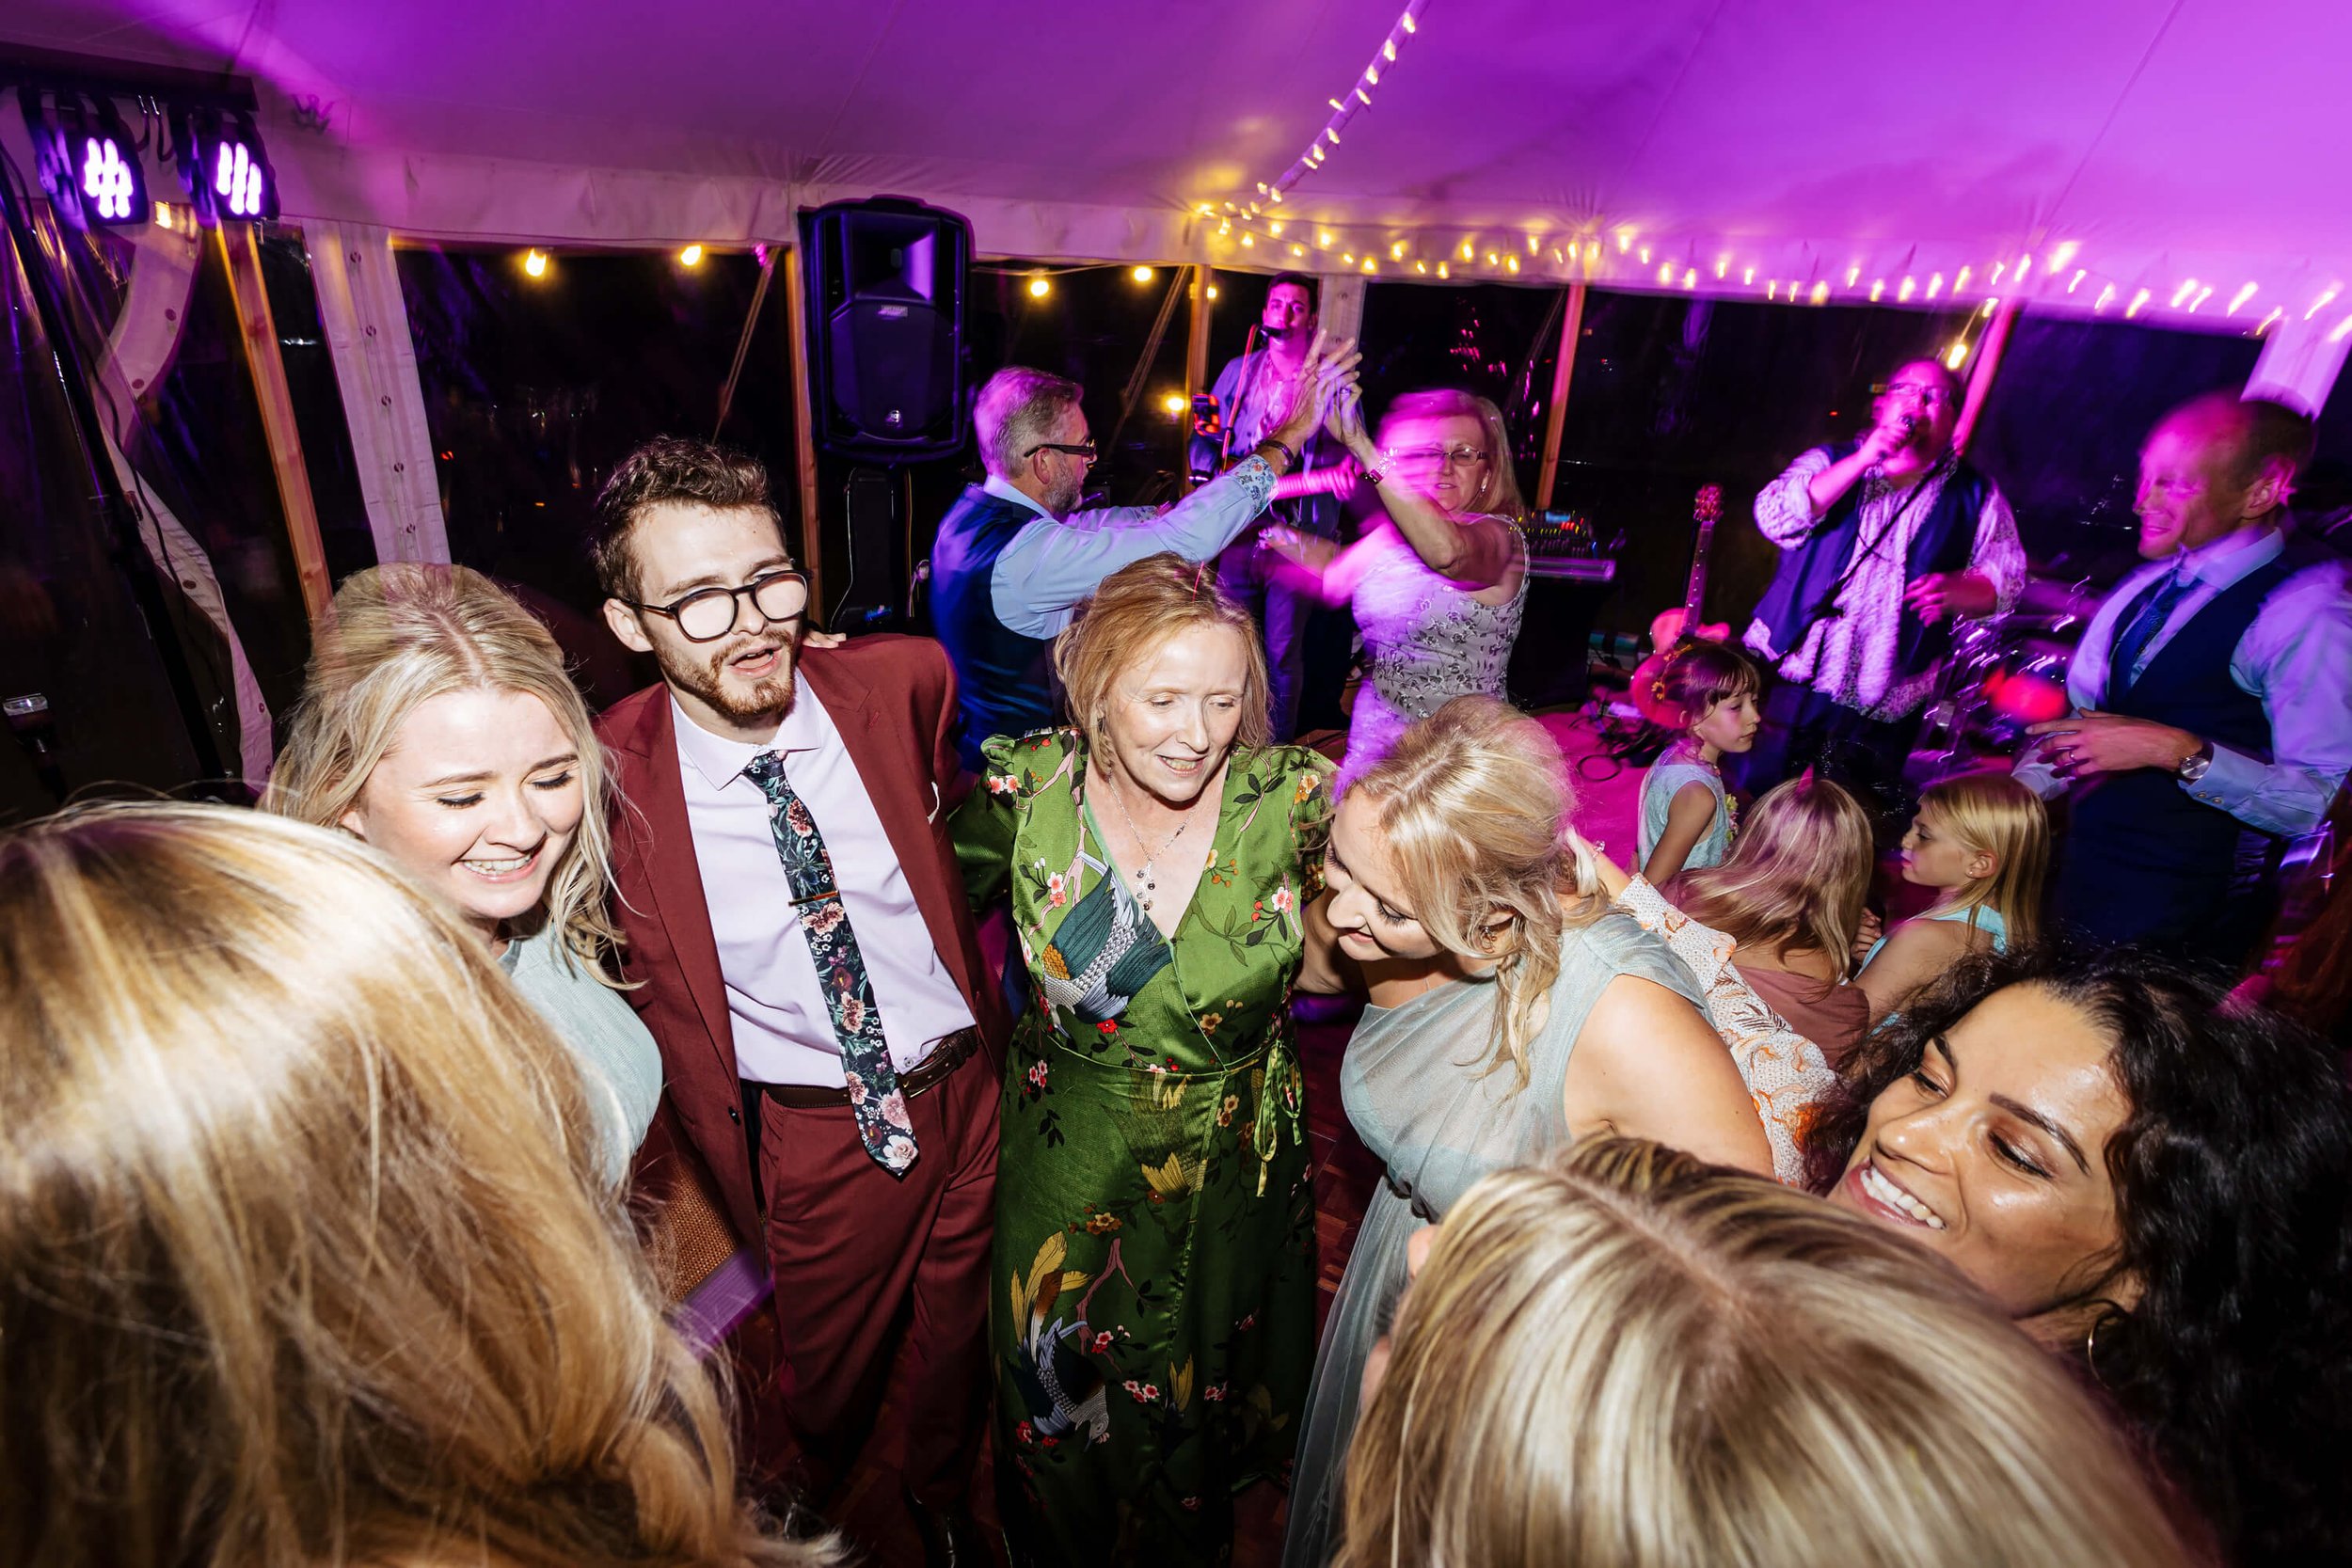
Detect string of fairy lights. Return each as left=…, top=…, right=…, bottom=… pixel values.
left=1186, top=198, right=2351, bottom=356
left=1180, top=0, right=2348, bottom=354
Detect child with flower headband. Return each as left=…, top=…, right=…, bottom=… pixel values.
left=1637, top=640, right=1764, bottom=883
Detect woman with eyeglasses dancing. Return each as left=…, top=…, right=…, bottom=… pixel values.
left=1805, top=944, right=2352, bottom=1566
left=1260, top=387, right=1529, bottom=789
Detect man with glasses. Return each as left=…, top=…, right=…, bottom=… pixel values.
left=1740, top=358, right=2026, bottom=821
left=590, top=437, right=1005, bottom=1566
left=930, top=341, right=1352, bottom=768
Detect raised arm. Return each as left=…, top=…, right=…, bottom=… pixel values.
left=993, top=335, right=1361, bottom=636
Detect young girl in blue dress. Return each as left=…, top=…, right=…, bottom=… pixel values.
left=1636, top=641, right=1762, bottom=883
left=1856, top=771, right=2049, bottom=1025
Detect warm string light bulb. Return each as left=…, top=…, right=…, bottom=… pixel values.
left=522, top=248, right=549, bottom=278
left=678, top=244, right=705, bottom=267
left=1028, top=276, right=1052, bottom=298
left=1132, top=265, right=1155, bottom=282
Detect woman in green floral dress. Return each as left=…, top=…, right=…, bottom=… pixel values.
left=954, top=556, right=1333, bottom=1566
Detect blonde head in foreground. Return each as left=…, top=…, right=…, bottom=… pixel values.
left=1337, top=1136, right=2193, bottom=1568
left=0, top=802, right=826, bottom=1568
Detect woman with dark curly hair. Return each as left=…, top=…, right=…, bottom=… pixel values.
left=1805, top=944, right=2352, bottom=1565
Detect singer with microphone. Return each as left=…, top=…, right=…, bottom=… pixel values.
left=1738, top=359, right=2025, bottom=822
left=1190, top=273, right=1349, bottom=740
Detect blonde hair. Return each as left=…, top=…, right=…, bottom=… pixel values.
left=1376, top=388, right=1525, bottom=521
left=1053, top=552, right=1271, bottom=758
left=0, top=802, right=826, bottom=1568
left=1677, top=772, right=1875, bottom=966
left=1338, top=1137, right=2195, bottom=1568
left=1348, top=696, right=1604, bottom=1087
left=1915, top=770, right=2051, bottom=947
left=264, top=563, right=628, bottom=983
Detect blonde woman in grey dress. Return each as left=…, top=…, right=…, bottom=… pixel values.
left=1261, top=388, right=1527, bottom=790
left=1279, top=698, right=1772, bottom=1567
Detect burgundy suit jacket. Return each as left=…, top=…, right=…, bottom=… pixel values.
left=597, top=635, right=1009, bottom=1252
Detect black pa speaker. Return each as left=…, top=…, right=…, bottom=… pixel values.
left=797, top=197, right=972, bottom=461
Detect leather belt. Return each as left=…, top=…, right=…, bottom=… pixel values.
left=746, top=1026, right=980, bottom=1111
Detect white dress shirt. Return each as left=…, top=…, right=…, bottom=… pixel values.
left=983, top=456, right=1279, bottom=638
left=1744, top=448, right=2026, bottom=720
left=673, top=681, right=976, bottom=1086
left=2012, top=524, right=2352, bottom=839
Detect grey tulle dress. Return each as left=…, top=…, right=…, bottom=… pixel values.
left=1280, top=911, right=1707, bottom=1567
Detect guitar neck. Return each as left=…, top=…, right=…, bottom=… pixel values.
left=1681, top=516, right=1717, bottom=619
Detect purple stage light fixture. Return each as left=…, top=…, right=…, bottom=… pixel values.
left=175, top=108, right=278, bottom=226
left=19, top=89, right=151, bottom=230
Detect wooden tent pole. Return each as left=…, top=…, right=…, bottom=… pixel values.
left=219, top=225, right=331, bottom=623
left=1182, top=265, right=1214, bottom=494
left=1954, top=297, right=2023, bottom=455
left=1534, top=282, right=1586, bottom=512
left=781, top=242, right=826, bottom=612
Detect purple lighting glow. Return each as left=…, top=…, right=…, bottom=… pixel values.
left=177, top=110, right=278, bottom=226
left=215, top=141, right=264, bottom=217
left=82, top=136, right=136, bottom=220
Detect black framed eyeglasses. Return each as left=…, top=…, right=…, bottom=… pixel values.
left=1024, top=439, right=1099, bottom=465
left=624, top=570, right=809, bottom=642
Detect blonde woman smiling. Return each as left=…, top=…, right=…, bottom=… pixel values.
left=266, top=562, right=659, bottom=1184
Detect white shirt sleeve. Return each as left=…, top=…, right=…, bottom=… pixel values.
left=1753, top=448, right=1834, bottom=546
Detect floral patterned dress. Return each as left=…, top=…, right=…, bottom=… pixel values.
left=955, top=730, right=1333, bottom=1567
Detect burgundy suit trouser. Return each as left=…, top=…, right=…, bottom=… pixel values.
left=745, top=1045, right=998, bottom=1510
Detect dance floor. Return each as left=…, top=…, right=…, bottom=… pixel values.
left=824, top=707, right=1644, bottom=1566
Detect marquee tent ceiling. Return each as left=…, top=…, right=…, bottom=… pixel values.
left=5, top=0, right=2349, bottom=331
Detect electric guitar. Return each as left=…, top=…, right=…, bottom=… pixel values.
left=1632, top=484, right=1728, bottom=725
left=1646, top=483, right=1728, bottom=649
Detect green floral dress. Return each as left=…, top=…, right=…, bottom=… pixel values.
left=955, top=730, right=1333, bottom=1567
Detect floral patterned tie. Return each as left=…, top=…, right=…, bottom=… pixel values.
left=743, top=751, right=918, bottom=1175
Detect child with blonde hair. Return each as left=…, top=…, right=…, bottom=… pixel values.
left=1856, top=771, right=2049, bottom=1024
left=1637, top=641, right=1762, bottom=882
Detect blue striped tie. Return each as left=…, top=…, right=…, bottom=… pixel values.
left=2107, top=566, right=2193, bottom=694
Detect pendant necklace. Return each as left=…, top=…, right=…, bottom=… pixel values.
left=1104, top=777, right=1191, bottom=914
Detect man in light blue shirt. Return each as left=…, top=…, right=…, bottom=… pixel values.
left=930, top=342, right=1350, bottom=768
left=2016, top=392, right=2352, bottom=964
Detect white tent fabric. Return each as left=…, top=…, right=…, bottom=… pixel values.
left=7, top=0, right=2349, bottom=335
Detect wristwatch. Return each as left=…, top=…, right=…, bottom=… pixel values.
left=2176, top=740, right=2214, bottom=784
